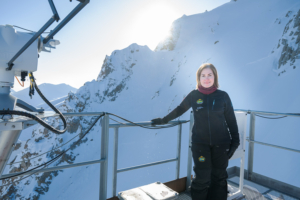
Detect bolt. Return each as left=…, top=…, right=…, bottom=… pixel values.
left=12, top=125, right=15, bottom=128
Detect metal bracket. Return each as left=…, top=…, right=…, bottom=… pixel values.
left=16, top=99, right=44, bottom=113
left=0, top=122, right=23, bottom=131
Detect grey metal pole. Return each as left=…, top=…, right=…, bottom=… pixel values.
left=247, top=139, right=300, bottom=154
left=247, top=112, right=256, bottom=180
left=176, top=123, right=182, bottom=179
left=2, top=159, right=105, bottom=179
left=99, top=114, right=109, bottom=200
left=112, top=127, right=119, bottom=197
left=186, top=111, right=194, bottom=191
left=117, top=158, right=177, bottom=173
left=0, top=130, right=22, bottom=178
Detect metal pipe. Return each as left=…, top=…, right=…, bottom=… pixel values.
left=1, top=159, right=105, bottom=180
left=63, top=112, right=105, bottom=117
left=247, top=139, right=300, bottom=154
left=117, top=158, right=177, bottom=173
left=186, top=111, right=194, bottom=191
left=235, top=109, right=300, bottom=118
left=14, top=110, right=300, bottom=119
left=112, top=127, right=119, bottom=197
left=48, top=0, right=60, bottom=21
left=239, top=113, right=248, bottom=194
left=99, top=114, right=109, bottom=200
left=0, top=130, right=22, bottom=178
left=43, top=0, right=90, bottom=44
left=19, top=112, right=189, bottom=124
left=50, top=110, right=300, bottom=118
left=176, top=123, right=182, bottom=179
left=108, top=120, right=189, bottom=128
left=247, top=112, right=256, bottom=180
left=10, top=109, right=299, bottom=126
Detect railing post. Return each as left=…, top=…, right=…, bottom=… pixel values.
left=100, top=114, right=109, bottom=200
left=186, top=111, right=194, bottom=191
left=176, top=123, right=182, bottom=179
left=247, top=112, right=256, bottom=180
left=112, top=127, right=119, bottom=197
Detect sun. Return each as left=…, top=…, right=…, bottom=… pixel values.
left=131, top=2, right=180, bottom=50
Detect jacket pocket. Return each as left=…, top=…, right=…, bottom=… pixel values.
left=211, top=98, right=224, bottom=112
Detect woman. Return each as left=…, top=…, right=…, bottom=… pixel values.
left=151, top=63, right=240, bottom=200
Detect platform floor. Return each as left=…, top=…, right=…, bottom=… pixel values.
left=176, top=176, right=299, bottom=200
left=227, top=176, right=299, bottom=200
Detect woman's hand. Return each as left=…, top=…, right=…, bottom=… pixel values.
left=151, top=118, right=167, bottom=125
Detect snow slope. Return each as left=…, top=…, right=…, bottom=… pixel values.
left=1, top=0, right=300, bottom=199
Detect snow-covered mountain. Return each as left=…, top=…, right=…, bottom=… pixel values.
left=1, top=0, right=300, bottom=199
left=12, top=83, right=77, bottom=109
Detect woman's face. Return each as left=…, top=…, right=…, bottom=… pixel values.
left=200, top=68, right=215, bottom=88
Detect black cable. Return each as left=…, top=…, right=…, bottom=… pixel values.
left=109, top=116, right=180, bottom=129
left=0, top=110, right=66, bottom=134
left=0, top=113, right=104, bottom=184
left=0, top=73, right=67, bottom=134
left=109, top=117, right=135, bottom=127
left=0, top=152, right=61, bottom=188
left=30, top=72, right=67, bottom=134
left=254, top=114, right=287, bottom=119
left=107, top=113, right=189, bottom=129
left=109, top=115, right=179, bottom=129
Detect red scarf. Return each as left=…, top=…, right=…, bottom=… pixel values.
left=198, top=85, right=217, bottom=95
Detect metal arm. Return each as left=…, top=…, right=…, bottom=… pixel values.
left=6, top=0, right=90, bottom=70
left=48, top=0, right=60, bottom=22
left=43, top=0, right=90, bottom=44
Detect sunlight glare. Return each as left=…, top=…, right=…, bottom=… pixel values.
left=132, top=3, right=180, bottom=50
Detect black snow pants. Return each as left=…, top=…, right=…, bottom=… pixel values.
left=191, top=143, right=230, bottom=200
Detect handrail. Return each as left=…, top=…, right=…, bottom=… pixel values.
left=0, top=159, right=105, bottom=179
left=117, top=158, right=178, bottom=173
left=110, top=120, right=185, bottom=197
left=1, top=109, right=299, bottom=199
left=247, top=138, right=300, bottom=154
left=234, top=109, right=300, bottom=181
left=235, top=109, right=300, bottom=117
left=108, top=120, right=188, bottom=128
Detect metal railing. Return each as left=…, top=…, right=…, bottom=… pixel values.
left=235, top=109, right=300, bottom=181
left=1, top=109, right=299, bottom=199
left=1, top=112, right=188, bottom=200
left=109, top=119, right=186, bottom=197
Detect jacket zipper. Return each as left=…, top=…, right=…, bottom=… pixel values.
left=207, top=95, right=212, bottom=145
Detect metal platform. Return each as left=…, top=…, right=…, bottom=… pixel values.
left=227, top=176, right=299, bottom=200
left=113, top=180, right=299, bottom=200
left=174, top=177, right=299, bottom=200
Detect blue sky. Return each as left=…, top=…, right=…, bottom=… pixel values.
left=1, top=0, right=230, bottom=91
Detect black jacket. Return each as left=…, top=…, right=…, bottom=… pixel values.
left=163, top=89, right=240, bottom=148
